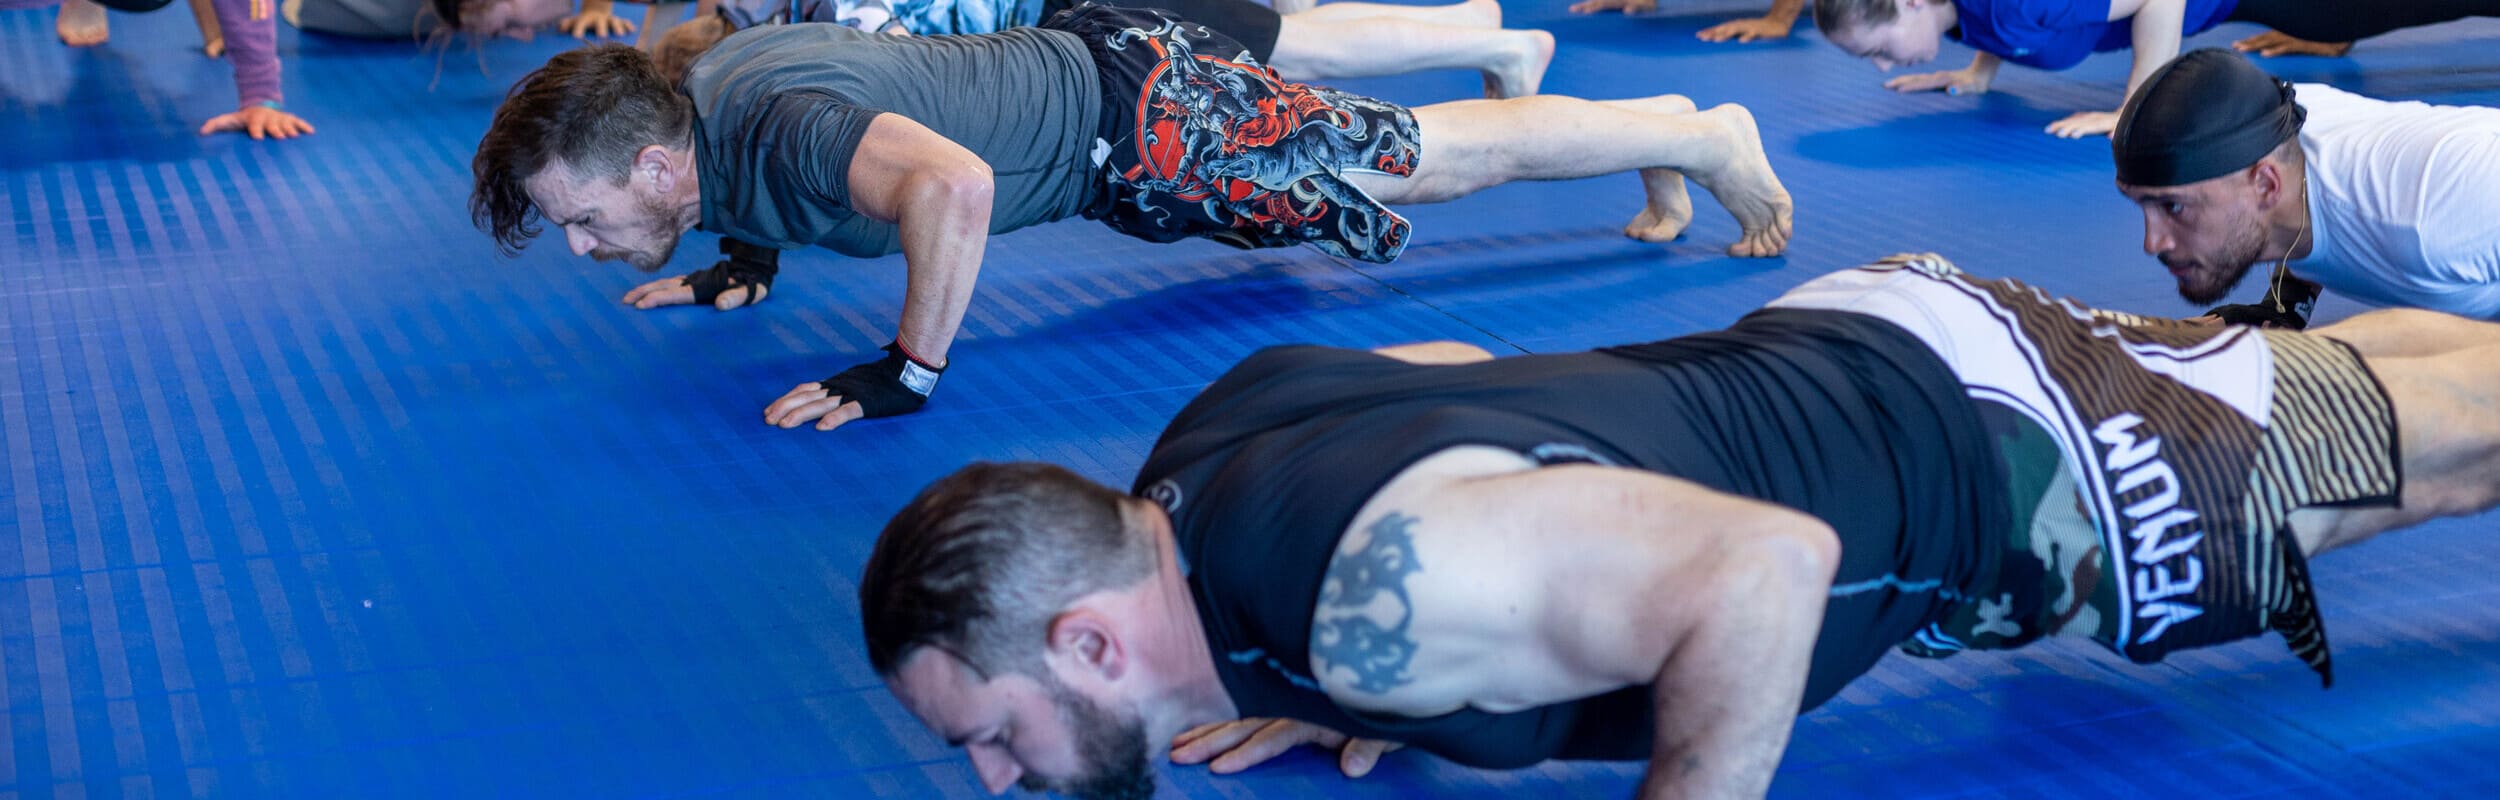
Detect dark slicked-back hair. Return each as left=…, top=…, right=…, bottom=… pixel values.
left=1813, top=0, right=1899, bottom=37
left=860, top=463, right=1159, bottom=679
left=470, top=44, right=694, bottom=256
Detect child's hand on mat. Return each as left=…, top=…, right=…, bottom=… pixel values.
left=559, top=8, right=636, bottom=38
left=200, top=105, right=314, bottom=140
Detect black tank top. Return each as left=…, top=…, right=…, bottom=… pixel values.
left=1130, top=309, right=2010, bottom=769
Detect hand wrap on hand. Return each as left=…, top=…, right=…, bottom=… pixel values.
left=2204, top=302, right=2308, bottom=329
left=680, top=239, right=781, bottom=306
left=2205, top=269, right=2322, bottom=330
left=817, top=342, right=945, bottom=419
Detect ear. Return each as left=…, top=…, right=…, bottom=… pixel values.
left=1044, top=609, right=1128, bottom=683
left=2249, top=159, right=2285, bottom=210
left=635, top=145, right=679, bottom=194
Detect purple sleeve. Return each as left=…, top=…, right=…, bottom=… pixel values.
left=213, top=0, right=284, bottom=108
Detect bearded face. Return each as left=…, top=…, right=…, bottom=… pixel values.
left=2121, top=174, right=2276, bottom=305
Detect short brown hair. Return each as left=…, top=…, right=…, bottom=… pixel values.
left=654, top=15, right=736, bottom=86
left=859, top=463, right=1159, bottom=679
left=470, top=44, right=695, bottom=256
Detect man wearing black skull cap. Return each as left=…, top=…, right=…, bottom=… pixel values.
left=2109, top=48, right=2500, bottom=330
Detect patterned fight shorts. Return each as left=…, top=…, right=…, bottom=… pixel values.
left=1769, top=254, right=2404, bottom=686
left=1046, top=4, right=1422, bottom=263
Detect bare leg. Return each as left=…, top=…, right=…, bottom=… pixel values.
left=1291, top=0, right=1501, bottom=27
left=2313, top=308, right=2500, bottom=358
left=1603, top=95, right=1697, bottom=242
left=189, top=0, right=225, bottom=56
left=1271, top=18, right=1553, bottom=98
left=57, top=0, right=109, bottom=47
left=2291, top=342, right=2500, bottom=555
left=1349, top=97, right=1792, bottom=257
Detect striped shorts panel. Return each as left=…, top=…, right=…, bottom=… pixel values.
left=1767, top=254, right=2401, bottom=683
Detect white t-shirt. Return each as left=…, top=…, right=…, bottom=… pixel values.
left=2292, top=83, right=2500, bottom=319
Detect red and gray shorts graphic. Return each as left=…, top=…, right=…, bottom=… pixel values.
left=1057, top=5, right=1422, bottom=263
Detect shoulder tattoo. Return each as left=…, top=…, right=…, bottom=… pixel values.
left=1312, top=511, right=1424, bottom=696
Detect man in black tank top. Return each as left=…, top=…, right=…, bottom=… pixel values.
left=859, top=258, right=2500, bottom=797
left=469, top=6, right=1797, bottom=437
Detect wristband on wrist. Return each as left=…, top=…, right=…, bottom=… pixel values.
left=814, top=342, right=947, bottom=419
left=892, top=341, right=942, bottom=396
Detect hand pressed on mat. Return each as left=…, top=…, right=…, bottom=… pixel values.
left=763, top=343, right=944, bottom=432
left=1697, top=16, right=1795, bottom=42
left=1885, top=68, right=1992, bottom=95
left=1169, top=718, right=1403, bottom=777
left=559, top=7, right=636, bottom=37
left=623, top=239, right=780, bottom=310
left=2047, top=110, right=2122, bottom=139
left=201, top=105, right=314, bottom=140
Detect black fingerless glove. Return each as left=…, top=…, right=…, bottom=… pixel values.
left=818, top=342, right=946, bottom=419
left=2204, top=270, right=2322, bottom=330
left=681, top=238, right=782, bottom=306
left=2205, top=302, right=2308, bottom=329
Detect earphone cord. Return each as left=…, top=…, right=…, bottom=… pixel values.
left=2270, top=189, right=2311, bottom=314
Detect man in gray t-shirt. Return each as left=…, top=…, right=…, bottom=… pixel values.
left=680, top=23, right=1103, bottom=258
left=472, top=8, right=1796, bottom=433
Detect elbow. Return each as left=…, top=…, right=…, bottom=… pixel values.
left=925, top=160, right=995, bottom=214
left=893, top=159, right=996, bottom=228
left=1748, top=515, right=1841, bottom=589
left=1679, top=515, right=1840, bottom=633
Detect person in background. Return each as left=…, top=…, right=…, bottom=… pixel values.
left=18, top=0, right=316, bottom=139
left=1815, top=0, right=2499, bottom=138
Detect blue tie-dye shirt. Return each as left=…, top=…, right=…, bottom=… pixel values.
left=723, top=0, right=1047, bottom=34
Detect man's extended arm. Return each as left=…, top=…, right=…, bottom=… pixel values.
left=760, top=112, right=992, bottom=431
left=1636, top=502, right=1833, bottom=798
left=1308, top=449, right=1838, bottom=796
left=841, top=112, right=990, bottom=368
left=1169, top=447, right=1838, bottom=793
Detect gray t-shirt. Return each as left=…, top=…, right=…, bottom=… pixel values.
left=681, top=23, right=1103, bottom=258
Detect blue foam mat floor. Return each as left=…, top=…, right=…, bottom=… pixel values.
left=3, top=2, right=2497, bottom=797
